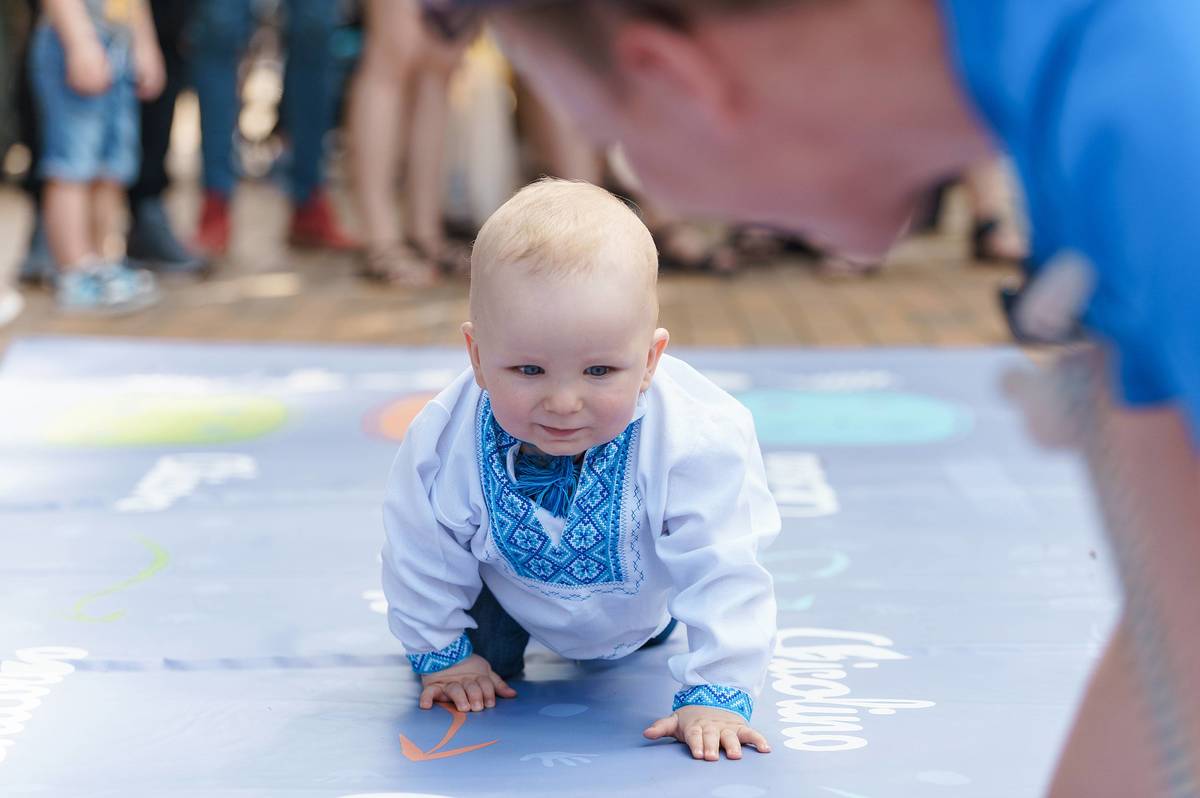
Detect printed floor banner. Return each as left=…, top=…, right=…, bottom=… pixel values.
left=0, top=337, right=1113, bottom=797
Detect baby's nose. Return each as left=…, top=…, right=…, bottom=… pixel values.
left=544, top=387, right=583, bottom=414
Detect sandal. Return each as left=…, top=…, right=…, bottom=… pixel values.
left=357, top=243, right=439, bottom=287
left=729, top=225, right=822, bottom=261
left=407, top=236, right=472, bottom=278
left=651, top=222, right=741, bottom=275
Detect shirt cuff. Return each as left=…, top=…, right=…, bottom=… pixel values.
left=672, top=684, right=754, bottom=722
left=408, top=633, right=473, bottom=674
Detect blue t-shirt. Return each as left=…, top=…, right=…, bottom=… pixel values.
left=940, top=0, right=1200, bottom=444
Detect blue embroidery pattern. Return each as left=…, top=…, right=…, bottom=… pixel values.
left=408, top=633, right=473, bottom=674
left=477, top=395, right=643, bottom=598
left=512, top=450, right=581, bottom=518
left=672, top=685, right=754, bottom=722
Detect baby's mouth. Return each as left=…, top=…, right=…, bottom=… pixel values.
left=539, top=424, right=583, bottom=438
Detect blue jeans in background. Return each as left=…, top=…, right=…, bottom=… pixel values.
left=188, top=0, right=340, bottom=203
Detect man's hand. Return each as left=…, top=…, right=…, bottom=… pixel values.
left=65, top=38, right=112, bottom=96
left=418, top=654, right=517, bottom=712
left=643, top=705, right=771, bottom=761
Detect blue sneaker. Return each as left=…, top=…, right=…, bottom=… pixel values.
left=56, top=262, right=161, bottom=315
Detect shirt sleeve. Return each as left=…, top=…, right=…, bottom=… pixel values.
left=1052, top=2, right=1200, bottom=445
left=381, top=398, right=483, bottom=673
left=655, top=404, right=780, bottom=721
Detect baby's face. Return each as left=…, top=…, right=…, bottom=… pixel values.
left=464, top=266, right=668, bottom=456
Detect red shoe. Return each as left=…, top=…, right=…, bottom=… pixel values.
left=193, top=190, right=231, bottom=259
left=289, top=190, right=358, bottom=251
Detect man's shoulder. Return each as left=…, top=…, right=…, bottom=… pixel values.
left=944, top=0, right=1200, bottom=145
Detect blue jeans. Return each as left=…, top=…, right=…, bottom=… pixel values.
left=28, top=25, right=139, bottom=185
left=466, top=583, right=678, bottom=680
left=188, top=0, right=340, bottom=203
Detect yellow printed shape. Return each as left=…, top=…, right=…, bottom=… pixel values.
left=47, top=394, right=288, bottom=447
left=69, top=536, right=169, bottom=623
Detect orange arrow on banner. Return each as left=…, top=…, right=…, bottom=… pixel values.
left=400, top=702, right=499, bottom=761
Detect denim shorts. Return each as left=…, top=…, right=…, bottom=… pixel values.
left=28, top=24, right=140, bottom=185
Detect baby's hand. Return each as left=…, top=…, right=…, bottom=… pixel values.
left=66, top=38, right=112, bottom=96
left=132, top=39, right=166, bottom=101
left=643, top=705, right=771, bottom=761
left=418, top=654, right=517, bottom=712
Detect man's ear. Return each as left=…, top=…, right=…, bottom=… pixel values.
left=462, top=321, right=486, bottom=389
left=611, top=19, right=740, bottom=134
left=640, top=327, right=670, bottom=392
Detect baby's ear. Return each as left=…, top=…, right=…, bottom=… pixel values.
left=462, top=322, right=486, bottom=389
left=640, top=328, right=670, bottom=392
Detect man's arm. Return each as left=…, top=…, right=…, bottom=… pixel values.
left=1009, top=348, right=1200, bottom=797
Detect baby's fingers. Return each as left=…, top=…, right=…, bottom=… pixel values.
left=702, top=727, right=721, bottom=761
left=418, top=684, right=444, bottom=709
left=737, top=726, right=772, bottom=754
left=444, top=682, right=471, bottom=712
left=642, top=715, right=678, bottom=740
left=464, top=680, right=485, bottom=712
left=489, top=672, right=518, bottom=698
left=721, top=728, right=743, bottom=760
left=480, top=677, right=496, bottom=708
left=685, top=724, right=705, bottom=760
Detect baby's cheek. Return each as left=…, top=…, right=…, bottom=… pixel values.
left=596, top=393, right=638, bottom=436
left=490, top=396, right=532, bottom=438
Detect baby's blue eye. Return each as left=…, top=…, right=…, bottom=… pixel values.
left=584, top=366, right=612, bottom=377
left=516, top=365, right=544, bottom=376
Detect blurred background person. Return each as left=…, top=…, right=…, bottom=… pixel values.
left=348, top=0, right=471, bottom=285
left=189, top=0, right=355, bottom=260
left=28, top=0, right=164, bottom=313
left=125, top=0, right=208, bottom=275
left=0, top=0, right=26, bottom=326
left=16, top=0, right=205, bottom=289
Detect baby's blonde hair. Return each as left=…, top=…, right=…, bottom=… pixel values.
left=470, top=178, right=658, bottom=316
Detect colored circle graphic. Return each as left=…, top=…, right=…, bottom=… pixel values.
left=47, top=395, right=288, bottom=447
left=734, top=389, right=968, bottom=446
left=367, top=392, right=437, bottom=441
